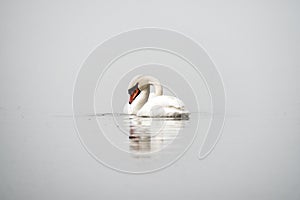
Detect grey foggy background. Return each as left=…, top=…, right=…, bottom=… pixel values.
left=0, top=0, right=300, bottom=200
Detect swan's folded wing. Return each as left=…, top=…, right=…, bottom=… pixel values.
left=151, top=95, right=186, bottom=109
left=136, top=95, right=189, bottom=117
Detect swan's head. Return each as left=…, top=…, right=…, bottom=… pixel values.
left=127, top=75, right=150, bottom=104
left=126, top=75, right=162, bottom=114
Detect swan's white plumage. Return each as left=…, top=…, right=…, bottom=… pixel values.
left=124, top=75, right=190, bottom=118
left=136, top=95, right=187, bottom=117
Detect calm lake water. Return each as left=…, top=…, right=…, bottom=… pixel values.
left=85, top=112, right=212, bottom=172
left=97, top=113, right=193, bottom=155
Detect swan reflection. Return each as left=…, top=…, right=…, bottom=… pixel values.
left=125, top=115, right=188, bottom=155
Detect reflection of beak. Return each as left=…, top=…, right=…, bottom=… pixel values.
left=129, top=89, right=140, bottom=104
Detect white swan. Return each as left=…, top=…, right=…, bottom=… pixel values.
left=123, top=75, right=190, bottom=118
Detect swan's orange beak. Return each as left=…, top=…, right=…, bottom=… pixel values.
left=129, top=88, right=140, bottom=104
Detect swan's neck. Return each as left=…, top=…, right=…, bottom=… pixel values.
left=148, top=76, right=163, bottom=96
left=128, top=76, right=163, bottom=114
left=152, top=82, right=163, bottom=96
left=131, top=86, right=150, bottom=114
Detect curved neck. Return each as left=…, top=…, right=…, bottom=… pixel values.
left=146, top=76, right=163, bottom=96
left=130, top=86, right=149, bottom=114
left=128, top=75, right=163, bottom=114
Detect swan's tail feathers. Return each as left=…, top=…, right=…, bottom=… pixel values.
left=181, top=111, right=190, bottom=120
left=172, top=110, right=190, bottom=120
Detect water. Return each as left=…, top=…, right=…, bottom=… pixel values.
left=98, top=114, right=191, bottom=155
left=77, top=112, right=208, bottom=172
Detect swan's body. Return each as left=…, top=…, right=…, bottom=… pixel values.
left=123, top=75, right=190, bottom=118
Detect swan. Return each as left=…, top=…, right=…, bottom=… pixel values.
left=123, top=75, right=190, bottom=118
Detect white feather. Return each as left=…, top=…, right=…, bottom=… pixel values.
left=124, top=76, right=190, bottom=118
